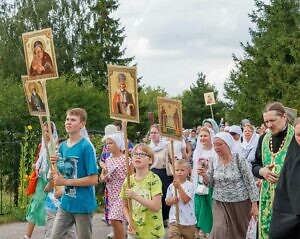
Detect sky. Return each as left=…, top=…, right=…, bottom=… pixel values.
left=114, top=0, right=256, bottom=98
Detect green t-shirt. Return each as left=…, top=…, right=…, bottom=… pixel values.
left=120, top=171, right=165, bottom=239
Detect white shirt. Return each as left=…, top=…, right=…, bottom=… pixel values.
left=166, top=180, right=197, bottom=226
left=170, top=139, right=186, bottom=160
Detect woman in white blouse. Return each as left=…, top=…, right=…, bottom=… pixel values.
left=199, top=132, right=259, bottom=239
left=148, top=124, right=173, bottom=224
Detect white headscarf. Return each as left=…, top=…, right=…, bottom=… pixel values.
left=36, top=121, right=58, bottom=178
left=241, top=127, right=259, bottom=163
left=104, top=133, right=125, bottom=151
left=192, top=129, right=216, bottom=189
left=214, top=132, right=234, bottom=151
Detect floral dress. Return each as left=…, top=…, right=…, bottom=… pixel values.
left=105, top=154, right=127, bottom=221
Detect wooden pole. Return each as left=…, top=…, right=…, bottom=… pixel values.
left=122, top=120, right=134, bottom=232
left=41, top=80, right=56, bottom=164
left=170, top=139, right=179, bottom=223
left=209, top=104, right=214, bottom=119
left=41, top=80, right=58, bottom=192
left=38, top=116, right=50, bottom=159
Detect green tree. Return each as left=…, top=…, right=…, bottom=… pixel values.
left=0, top=0, right=90, bottom=79
left=0, top=76, right=111, bottom=141
left=181, top=72, right=225, bottom=129
left=0, top=78, right=31, bottom=140
left=47, top=77, right=111, bottom=134
left=224, top=0, right=300, bottom=125
left=78, top=0, right=134, bottom=89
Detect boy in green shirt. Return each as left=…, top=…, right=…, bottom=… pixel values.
left=120, top=143, right=165, bottom=239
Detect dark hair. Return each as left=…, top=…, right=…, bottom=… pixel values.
left=264, top=102, right=285, bottom=116
left=113, top=120, right=122, bottom=130
left=43, top=121, right=54, bottom=133
left=34, top=40, right=43, bottom=49
left=58, top=137, right=67, bottom=144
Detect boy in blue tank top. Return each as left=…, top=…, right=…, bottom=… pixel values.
left=50, top=108, right=98, bottom=239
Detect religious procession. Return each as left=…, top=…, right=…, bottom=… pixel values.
left=0, top=1, right=299, bottom=239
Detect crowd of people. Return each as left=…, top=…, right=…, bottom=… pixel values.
left=23, top=101, right=300, bottom=239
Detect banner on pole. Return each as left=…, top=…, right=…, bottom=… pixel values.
left=204, top=92, right=216, bottom=106
left=157, top=97, right=182, bottom=141
left=22, top=76, right=47, bottom=116
left=22, top=28, right=58, bottom=81
left=107, top=65, right=139, bottom=123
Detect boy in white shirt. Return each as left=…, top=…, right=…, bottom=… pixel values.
left=166, top=159, right=197, bottom=239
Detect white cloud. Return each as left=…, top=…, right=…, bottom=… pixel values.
left=115, top=0, right=256, bottom=98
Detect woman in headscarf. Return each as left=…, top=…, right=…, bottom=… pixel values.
left=198, top=132, right=259, bottom=239
left=241, top=124, right=259, bottom=168
left=24, top=121, right=58, bottom=239
left=269, top=118, right=300, bottom=238
left=148, top=124, right=173, bottom=225
left=202, top=119, right=219, bottom=136
left=192, top=127, right=217, bottom=238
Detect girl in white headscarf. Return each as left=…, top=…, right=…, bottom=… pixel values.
left=192, top=127, right=216, bottom=238
left=24, top=121, right=58, bottom=239
left=100, top=132, right=128, bottom=239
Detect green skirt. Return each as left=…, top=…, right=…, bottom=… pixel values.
left=194, top=187, right=213, bottom=233
left=26, top=176, right=48, bottom=226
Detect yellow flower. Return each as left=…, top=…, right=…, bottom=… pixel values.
left=27, top=125, right=33, bottom=131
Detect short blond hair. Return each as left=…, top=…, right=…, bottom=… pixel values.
left=131, top=143, right=154, bottom=165
left=175, top=159, right=190, bottom=170
left=66, top=108, right=87, bottom=122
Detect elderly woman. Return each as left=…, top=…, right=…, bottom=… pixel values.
left=241, top=124, right=259, bottom=167
left=199, top=132, right=259, bottom=239
left=148, top=124, right=173, bottom=224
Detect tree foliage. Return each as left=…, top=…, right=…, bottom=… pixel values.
left=224, top=0, right=300, bottom=125
left=0, top=0, right=133, bottom=87
left=79, top=0, right=134, bottom=89
left=0, top=77, right=110, bottom=141
left=0, top=0, right=135, bottom=139
left=181, top=72, right=225, bottom=129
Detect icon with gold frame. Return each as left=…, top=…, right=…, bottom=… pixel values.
left=22, top=28, right=58, bottom=81
left=22, top=76, right=47, bottom=116
left=204, top=92, right=216, bottom=106
left=157, top=97, right=182, bottom=141
left=107, top=65, right=139, bottom=123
